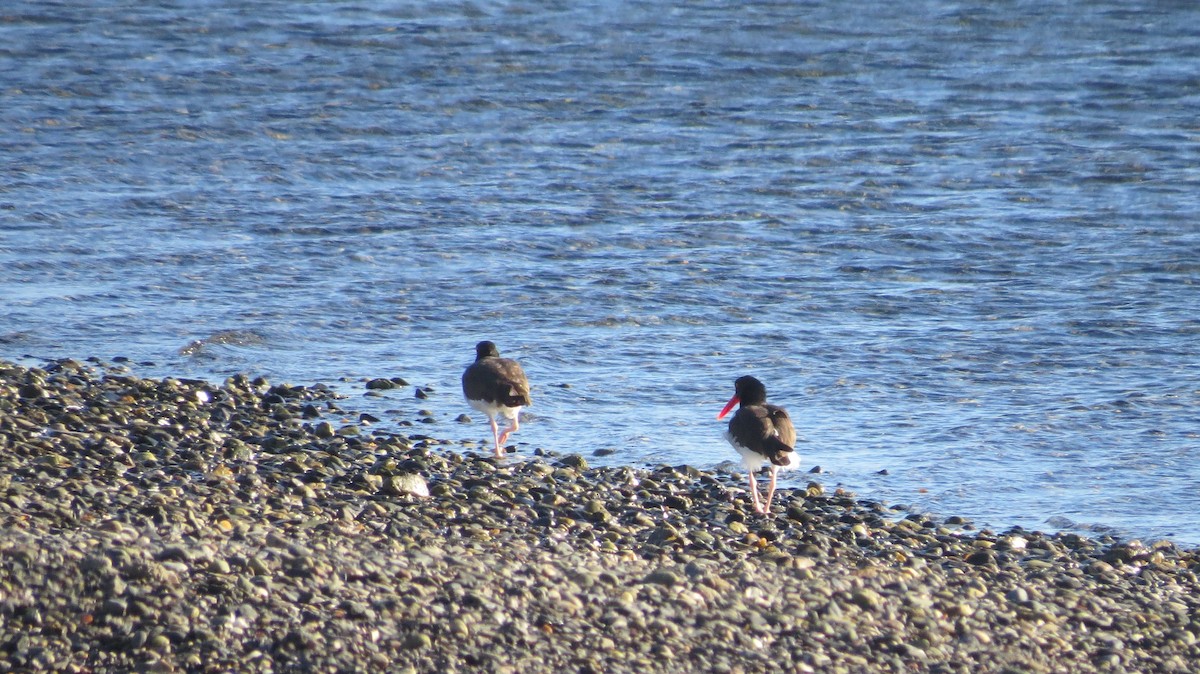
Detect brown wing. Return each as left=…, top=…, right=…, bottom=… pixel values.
left=462, top=357, right=531, bottom=407
left=729, top=403, right=794, bottom=466
left=765, top=403, right=796, bottom=448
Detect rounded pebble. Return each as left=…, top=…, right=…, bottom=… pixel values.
left=0, top=358, right=1196, bottom=673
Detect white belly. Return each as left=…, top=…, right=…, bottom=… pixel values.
left=468, top=397, right=521, bottom=421
left=725, top=431, right=795, bottom=472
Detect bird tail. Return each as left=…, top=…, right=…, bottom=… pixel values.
left=502, top=386, right=531, bottom=408
left=764, top=438, right=794, bottom=467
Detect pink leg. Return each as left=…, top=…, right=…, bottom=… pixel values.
left=497, top=414, right=519, bottom=447
left=500, top=412, right=520, bottom=445
left=488, top=416, right=504, bottom=457
left=747, top=471, right=764, bottom=514
left=764, top=466, right=779, bottom=513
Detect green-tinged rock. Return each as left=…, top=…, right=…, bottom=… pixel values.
left=643, top=568, right=683, bottom=586
left=851, top=588, right=883, bottom=611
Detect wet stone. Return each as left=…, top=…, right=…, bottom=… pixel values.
left=556, top=454, right=588, bottom=470
left=0, top=358, right=1197, bottom=674
left=642, top=568, right=683, bottom=587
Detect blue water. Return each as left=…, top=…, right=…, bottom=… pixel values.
left=2, top=0, right=1199, bottom=544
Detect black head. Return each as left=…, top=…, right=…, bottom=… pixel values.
left=474, top=340, right=501, bottom=361
left=733, top=375, right=768, bottom=405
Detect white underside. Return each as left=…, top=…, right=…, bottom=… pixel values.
left=725, top=431, right=795, bottom=472
left=468, top=398, right=522, bottom=421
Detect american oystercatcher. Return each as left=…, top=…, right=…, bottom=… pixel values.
left=462, top=340, right=531, bottom=458
left=717, top=375, right=796, bottom=514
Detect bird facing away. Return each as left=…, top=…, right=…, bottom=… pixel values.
left=717, top=375, right=796, bottom=514
left=462, top=340, right=531, bottom=458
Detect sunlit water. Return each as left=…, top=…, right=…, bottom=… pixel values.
left=3, top=0, right=1199, bottom=544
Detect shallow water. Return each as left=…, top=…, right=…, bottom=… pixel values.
left=3, top=0, right=1199, bottom=544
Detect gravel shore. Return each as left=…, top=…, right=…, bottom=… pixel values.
left=2, top=359, right=1198, bottom=673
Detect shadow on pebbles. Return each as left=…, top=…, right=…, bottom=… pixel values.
left=2, top=359, right=1199, bottom=673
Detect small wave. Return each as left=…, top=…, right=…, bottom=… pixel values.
left=179, top=330, right=268, bottom=356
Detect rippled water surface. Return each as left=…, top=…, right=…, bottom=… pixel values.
left=3, top=0, right=1199, bottom=543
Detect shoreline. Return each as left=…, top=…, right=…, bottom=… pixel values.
left=2, top=358, right=1198, bottom=672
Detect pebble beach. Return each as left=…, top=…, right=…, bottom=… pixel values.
left=2, top=359, right=1198, bottom=673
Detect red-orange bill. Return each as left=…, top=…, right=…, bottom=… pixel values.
left=717, top=395, right=739, bottom=419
